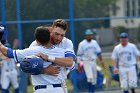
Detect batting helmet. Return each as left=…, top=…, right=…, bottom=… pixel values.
left=20, top=56, right=44, bottom=75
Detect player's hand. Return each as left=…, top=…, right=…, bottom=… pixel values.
left=100, top=61, right=106, bottom=70
left=36, top=53, right=48, bottom=61
left=113, top=67, right=119, bottom=74
left=42, top=65, right=60, bottom=76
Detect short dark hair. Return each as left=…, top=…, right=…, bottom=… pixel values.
left=34, top=26, right=50, bottom=45
left=52, top=19, right=67, bottom=31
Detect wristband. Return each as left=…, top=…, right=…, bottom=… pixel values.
left=48, top=56, right=55, bottom=62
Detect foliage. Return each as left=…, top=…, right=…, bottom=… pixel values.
left=2, top=0, right=115, bottom=47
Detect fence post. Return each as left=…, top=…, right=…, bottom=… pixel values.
left=16, top=0, right=27, bottom=93
left=69, top=0, right=75, bottom=49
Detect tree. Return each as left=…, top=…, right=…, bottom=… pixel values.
left=3, top=0, right=116, bottom=47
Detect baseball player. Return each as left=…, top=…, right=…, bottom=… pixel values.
left=0, top=43, right=19, bottom=93
left=0, top=26, right=75, bottom=93
left=77, top=29, right=105, bottom=93
left=29, top=19, right=74, bottom=93
left=112, top=32, right=140, bottom=93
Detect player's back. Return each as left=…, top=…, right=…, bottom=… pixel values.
left=14, top=45, right=75, bottom=86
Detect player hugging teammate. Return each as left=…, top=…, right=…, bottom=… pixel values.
left=0, top=19, right=75, bottom=93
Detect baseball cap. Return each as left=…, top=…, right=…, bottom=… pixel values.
left=85, top=29, right=93, bottom=35
left=119, top=32, right=128, bottom=38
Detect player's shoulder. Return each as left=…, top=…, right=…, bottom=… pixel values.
left=114, top=44, right=121, bottom=49
left=28, top=45, right=41, bottom=51
left=52, top=46, right=74, bottom=54
left=91, top=39, right=99, bottom=44
left=128, top=42, right=136, bottom=47
left=52, top=46, right=65, bottom=51
left=62, top=37, right=72, bottom=44
left=78, top=40, right=86, bottom=46
left=29, top=40, right=38, bottom=47
left=58, top=37, right=73, bottom=49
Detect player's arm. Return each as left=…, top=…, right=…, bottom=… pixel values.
left=37, top=52, right=75, bottom=67
left=133, top=45, right=140, bottom=61
left=111, top=47, right=119, bottom=74
left=0, top=42, right=9, bottom=56
left=0, top=42, right=35, bottom=62
left=42, top=65, right=60, bottom=76
left=77, top=43, right=84, bottom=63
left=97, top=53, right=106, bottom=69
left=95, top=41, right=105, bottom=68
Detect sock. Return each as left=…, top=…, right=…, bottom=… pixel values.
left=14, top=88, right=19, bottom=93
left=91, top=84, right=95, bottom=93
left=88, top=82, right=92, bottom=93
left=123, top=90, right=129, bottom=93
left=131, top=88, right=135, bottom=93
left=2, top=89, right=9, bottom=93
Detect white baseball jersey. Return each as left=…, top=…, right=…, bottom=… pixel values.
left=29, top=37, right=73, bottom=50
left=77, top=39, right=101, bottom=62
left=11, top=46, right=75, bottom=86
left=0, top=58, right=19, bottom=89
left=112, top=42, right=140, bottom=67
left=77, top=39, right=101, bottom=84
left=1, top=59, right=16, bottom=72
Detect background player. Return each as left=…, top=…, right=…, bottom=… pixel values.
left=29, top=19, right=74, bottom=93
left=77, top=29, right=105, bottom=93
left=0, top=26, right=75, bottom=93
left=112, top=32, right=140, bottom=93
left=0, top=43, right=19, bottom=93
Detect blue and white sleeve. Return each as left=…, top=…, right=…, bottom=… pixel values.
left=65, top=49, right=76, bottom=70
left=65, top=50, right=76, bottom=60
left=111, top=48, right=118, bottom=61
left=6, top=48, right=24, bottom=62
left=12, top=48, right=34, bottom=62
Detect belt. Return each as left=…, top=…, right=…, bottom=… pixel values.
left=34, top=84, right=61, bottom=90
left=119, top=64, right=136, bottom=68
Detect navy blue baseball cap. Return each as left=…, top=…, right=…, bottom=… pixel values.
left=119, top=32, right=128, bottom=38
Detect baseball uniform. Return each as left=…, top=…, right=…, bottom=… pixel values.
left=112, top=42, right=140, bottom=90
left=77, top=39, right=101, bottom=84
left=0, top=56, right=19, bottom=90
